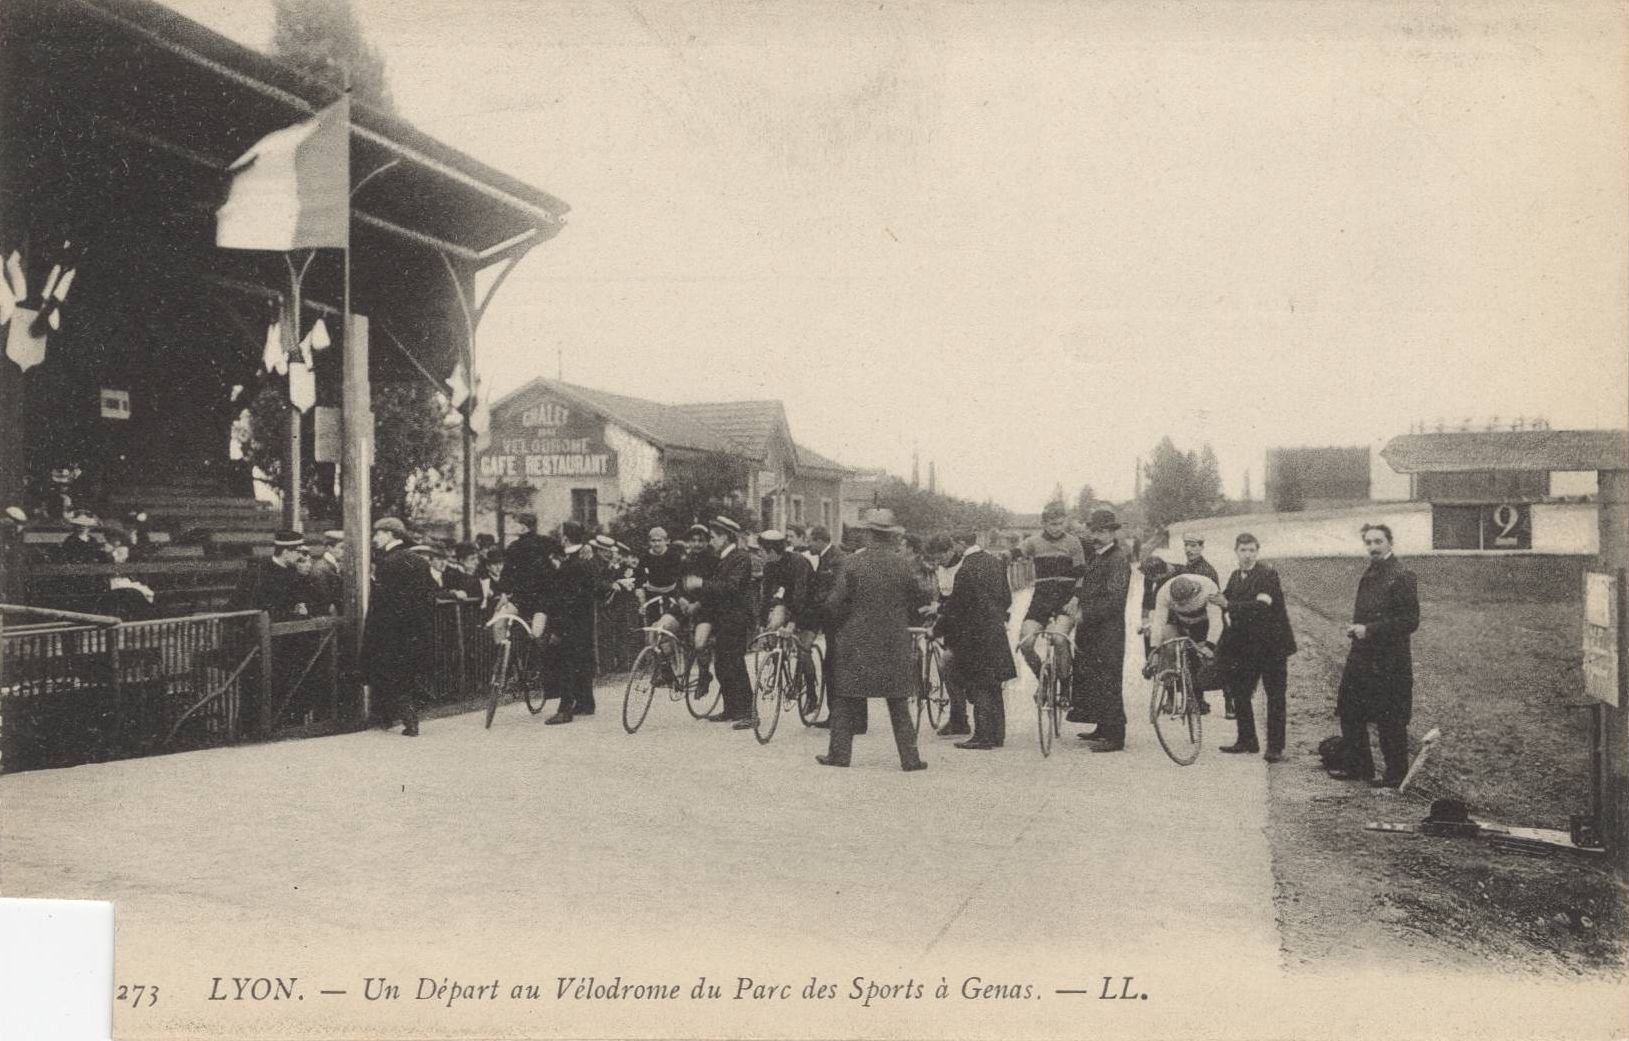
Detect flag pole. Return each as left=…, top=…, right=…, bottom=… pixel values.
left=337, top=76, right=373, bottom=716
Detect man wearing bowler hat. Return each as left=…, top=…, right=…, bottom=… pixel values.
left=934, top=527, right=1015, bottom=750
left=684, top=515, right=756, bottom=725
left=544, top=520, right=602, bottom=724
left=816, top=509, right=928, bottom=771
left=1070, top=508, right=1133, bottom=751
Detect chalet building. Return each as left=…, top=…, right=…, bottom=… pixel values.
left=479, top=380, right=852, bottom=537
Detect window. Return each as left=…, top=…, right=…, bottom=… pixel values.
left=571, top=488, right=598, bottom=526
left=761, top=495, right=776, bottom=532
left=821, top=499, right=832, bottom=527
left=791, top=496, right=804, bottom=524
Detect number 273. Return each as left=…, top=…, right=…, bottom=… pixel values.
left=116, top=984, right=159, bottom=1008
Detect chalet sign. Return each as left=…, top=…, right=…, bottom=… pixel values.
left=478, top=394, right=617, bottom=482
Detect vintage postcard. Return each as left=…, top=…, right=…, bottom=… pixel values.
left=0, top=1, right=1625, bottom=1038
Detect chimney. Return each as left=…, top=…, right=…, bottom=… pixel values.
left=927, top=460, right=937, bottom=494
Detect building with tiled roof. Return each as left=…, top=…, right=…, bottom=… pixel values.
left=480, top=379, right=854, bottom=536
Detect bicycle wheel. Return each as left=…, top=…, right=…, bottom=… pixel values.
left=911, top=649, right=927, bottom=734
left=1151, top=669, right=1201, bottom=765
left=922, top=643, right=948, bottom=730
left=797, top=642, right=826, bottom=726
left=484, top=631, right=520, bottom=729
left=752, top=643, right=784, bottom=744
left=521, top=640, right=548, bottom=714
left=622, top=644, right=662, bottom=734
left=683, top=642, right=722, bottom=719
left=1036, top=661, right=1055, bottom=757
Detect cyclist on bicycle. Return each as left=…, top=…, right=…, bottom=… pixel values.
left=757, top=529, right=818, bottom=704
left=634, top=526, right=687, bottom=633
left=678, top=522, right=718, bottom=697
left=1016, top=502, right=1086, bottom=679
left=1145, top=573, right=1224, bottom=712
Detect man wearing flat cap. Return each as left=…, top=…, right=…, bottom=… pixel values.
left=307, top=530, right=345, bottom=615
left=229, top=529, right=312, bottom=621
left=684, top=515, right=756, bottom=726
left=1070, top=508, right=1133, bottom=751
left=1177, top=533, right=1219, bottom=585
left=362, top=517, right=437, bottom=736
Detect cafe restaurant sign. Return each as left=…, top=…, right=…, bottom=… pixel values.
left=478, top=395, right=618, bottom=481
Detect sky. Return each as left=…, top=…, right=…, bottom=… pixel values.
left=163, top=0, right=1629, bottom=510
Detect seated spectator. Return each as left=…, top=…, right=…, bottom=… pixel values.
left=54, top=509, right=105, bottom=564
left=102, top=530, right=157, bottom=620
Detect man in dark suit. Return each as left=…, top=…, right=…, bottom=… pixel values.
left=686, top=516, right=756, bottom=726
left=545, top=521, right=603, bottom=724
left=805, top=523, right=862, bottom=732
left=362, top=517, right=437, bottom=736
left=817, top=509, right=928, bottom=771
left=498, top=512, right=554, bottom=622
left=934, top=528, right=1015, bottom=750
left=1332, top=523, right=1420, bottom=788
left=228, top=529, right=311, bottom=621
left=1213, top=532, right=1298, bottom=760
left=1069, top=508, right=1132, bottom=751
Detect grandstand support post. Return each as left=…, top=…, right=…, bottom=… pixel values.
left=1597, top=469, right=1628, bottom=872
left=341, top=314, right=372, bottom=717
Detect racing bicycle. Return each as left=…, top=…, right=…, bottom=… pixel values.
left=1147, top=636, right=1206, bottom=765
left=906, top=626, right=950, bottom=734
left=484, top=595, right=550, bottom=728
left=621, top=617, right=715, bottom=733
left=1018, top=630, right=1072, bottom=757
left=747, top=628, right=825, bottom=745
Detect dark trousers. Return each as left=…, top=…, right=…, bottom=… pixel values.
left=1340, top=714, right=1409, bottom=781
left=825, top=697, right=922, bottom=768
left=715, top=616, right=753, bottom=719
left=555, top=642, right=596, bottom=714
left=966, top=680, right=1005, bottom=747
left=821, top=631, right=868, bottom=732
left=946, top=676, right=969, bottom=729
left=373, top=666, right=420, bottom=729
left=1227, top=657, right=1287, bottom=753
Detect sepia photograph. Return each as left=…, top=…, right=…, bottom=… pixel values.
left=0, top=0, right=1626, bottom=1038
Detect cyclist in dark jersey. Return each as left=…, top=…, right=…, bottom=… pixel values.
left=635, top=526, right=687, bottom=633
left=1017, top=502, right=1086, bottom=677
left=678, top=523, right=718, bottom=695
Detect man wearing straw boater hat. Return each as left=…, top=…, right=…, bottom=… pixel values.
left=816, top=508, right=929, bottom=771
left=53, top=508, right=106, bottom=564
left=228, top=529, right=312, bottom=621
left=682, top=515, right=756, bottom=726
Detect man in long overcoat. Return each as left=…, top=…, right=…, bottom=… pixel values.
left=686, top=516, right=756, bottom=725
left=362, top=517, right=437, bottom=736
left=545, top=521, right=602, bottom=724
left=1069, top=508, right=1132, bottom=751
left=935, top=528, right=1015, bottom=749
left=1332, top=523, right=1420, bottom=787
left=817, top=510, right=928, bottom=771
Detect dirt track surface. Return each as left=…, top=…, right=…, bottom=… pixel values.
left=3, top=578, right=1625, bottom=1039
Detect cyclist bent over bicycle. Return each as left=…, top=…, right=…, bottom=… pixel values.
left=1017, top=502, right=1086, bottom=680
left=1144, top=573, right=1224, bottom=711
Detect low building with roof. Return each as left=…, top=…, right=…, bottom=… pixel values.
left=477, top=379, right=853, bottom=537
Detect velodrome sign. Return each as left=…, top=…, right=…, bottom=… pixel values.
left=479, top=394, right=618, bottom=481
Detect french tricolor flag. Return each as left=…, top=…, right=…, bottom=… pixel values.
left=216, top=99, right=350, bottom=251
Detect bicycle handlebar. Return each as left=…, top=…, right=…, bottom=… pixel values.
left=1017, top=630, right=1074, bottom=655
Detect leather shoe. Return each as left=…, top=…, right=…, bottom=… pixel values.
left=1263, top=752, right=1285, bottom=763
left=901, top=761, right=928, bottom=772
left=954, top=739, right=995, bottom=750
left=576, top=707, right=596, bottom=717
left=1368, top=777, right=1402, bottom=789
left=815, top=754, right=848, bottom=767
left=705, top=713, right=740, bottom=723
left=401, top=725, right=419, bottom=737
left=1219, top=742, right=1259, bottom=754
left=1086, top=740, right=1124, bottom=753
left=936, top=723, right=971, bottom=737
left=544, top=712, right=574, bottom=725
left=1326, top=769, right=1371, bottom=782
left=731, top=719, right=756, bottom=731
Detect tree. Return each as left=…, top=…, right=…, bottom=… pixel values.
left=273, top=0, right=396, bottom=111
left=871, top=476, right=1010, bottom=537
left=607, top=453, right=756, bottom=551
left=1141, top=437, right=1226, bottom=531
left=1073, top=483, right=1097, bottom=520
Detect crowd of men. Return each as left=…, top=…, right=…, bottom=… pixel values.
left=219, top=498, right=1422, bottom=782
